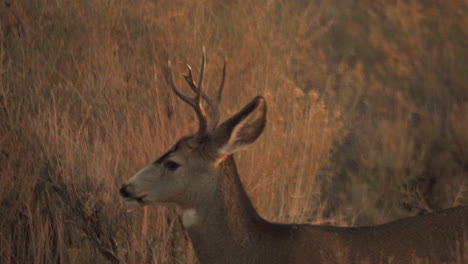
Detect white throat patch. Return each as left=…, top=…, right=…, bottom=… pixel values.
left=182, top=208, right=198, bottom=228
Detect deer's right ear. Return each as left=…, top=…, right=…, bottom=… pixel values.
left=212, top=96, right=267, bottom=157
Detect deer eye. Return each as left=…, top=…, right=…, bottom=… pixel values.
left=164, top=161, right=180, bottom=171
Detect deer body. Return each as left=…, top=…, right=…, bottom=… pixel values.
left=178, top=155, right=468, bottom=264
left=120, top=50, right=467, bottom=264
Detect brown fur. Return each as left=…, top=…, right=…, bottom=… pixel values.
left=184, top=155, right=468, bottom=264
left=121, top=56, right=467, bottom=263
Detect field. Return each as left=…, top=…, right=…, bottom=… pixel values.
left=1, top=0, right=467, bottom=263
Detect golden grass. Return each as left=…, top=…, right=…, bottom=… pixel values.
left=1, top=0, right=466, bottom=263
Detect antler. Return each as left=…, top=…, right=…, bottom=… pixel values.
left=184, top=59, right=226, bottom=130
left=168, top=47, right=226, bottom=135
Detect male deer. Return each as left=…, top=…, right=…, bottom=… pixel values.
left=120, top=50, right=467, bottom=264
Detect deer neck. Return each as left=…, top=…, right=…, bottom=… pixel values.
left=183, top=155, right=268, bottom=262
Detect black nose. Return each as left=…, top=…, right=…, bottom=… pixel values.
left=120, top=184, right=130, bottom=197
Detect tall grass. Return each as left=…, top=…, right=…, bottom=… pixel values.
left=1, top=0, right=466, bottom=263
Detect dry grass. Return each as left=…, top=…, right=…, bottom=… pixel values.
left=0, top=0, right=466, bottom=263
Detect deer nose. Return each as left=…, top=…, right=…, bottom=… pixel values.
left=120, top=184, right=130, bottom=197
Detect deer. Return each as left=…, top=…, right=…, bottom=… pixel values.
left=120, top=49, right=468, bottom=264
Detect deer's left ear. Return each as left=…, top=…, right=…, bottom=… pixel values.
left=212, top=96, right=267, bottom=156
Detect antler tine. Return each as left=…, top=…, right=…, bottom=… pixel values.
left=208, top=59, right=226, bottom=129
left=184, top=64, right=219, bottom=129
left=217, top=60, right=226, bottom=102
left=168, top=61, right=193, bottom=105
left=213, top=59, right=226, bottom=122
left=183, top=64, right=198, bottom=92
left=183, top=60, right=227, bottom=130
left=197, top=46, right=206, bottom=104
left=168, top=60, right=208, bottom=135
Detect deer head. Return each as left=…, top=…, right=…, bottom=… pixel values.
left=120, top=49, right=267, bottom=209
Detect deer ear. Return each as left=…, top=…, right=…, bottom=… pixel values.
left=213, top=96, right=267, bottom=156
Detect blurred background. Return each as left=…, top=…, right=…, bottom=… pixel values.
left=1, top=0, right=467, bottom=263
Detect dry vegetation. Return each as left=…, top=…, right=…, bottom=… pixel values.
left=0, top=0, right=467, bottom=263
